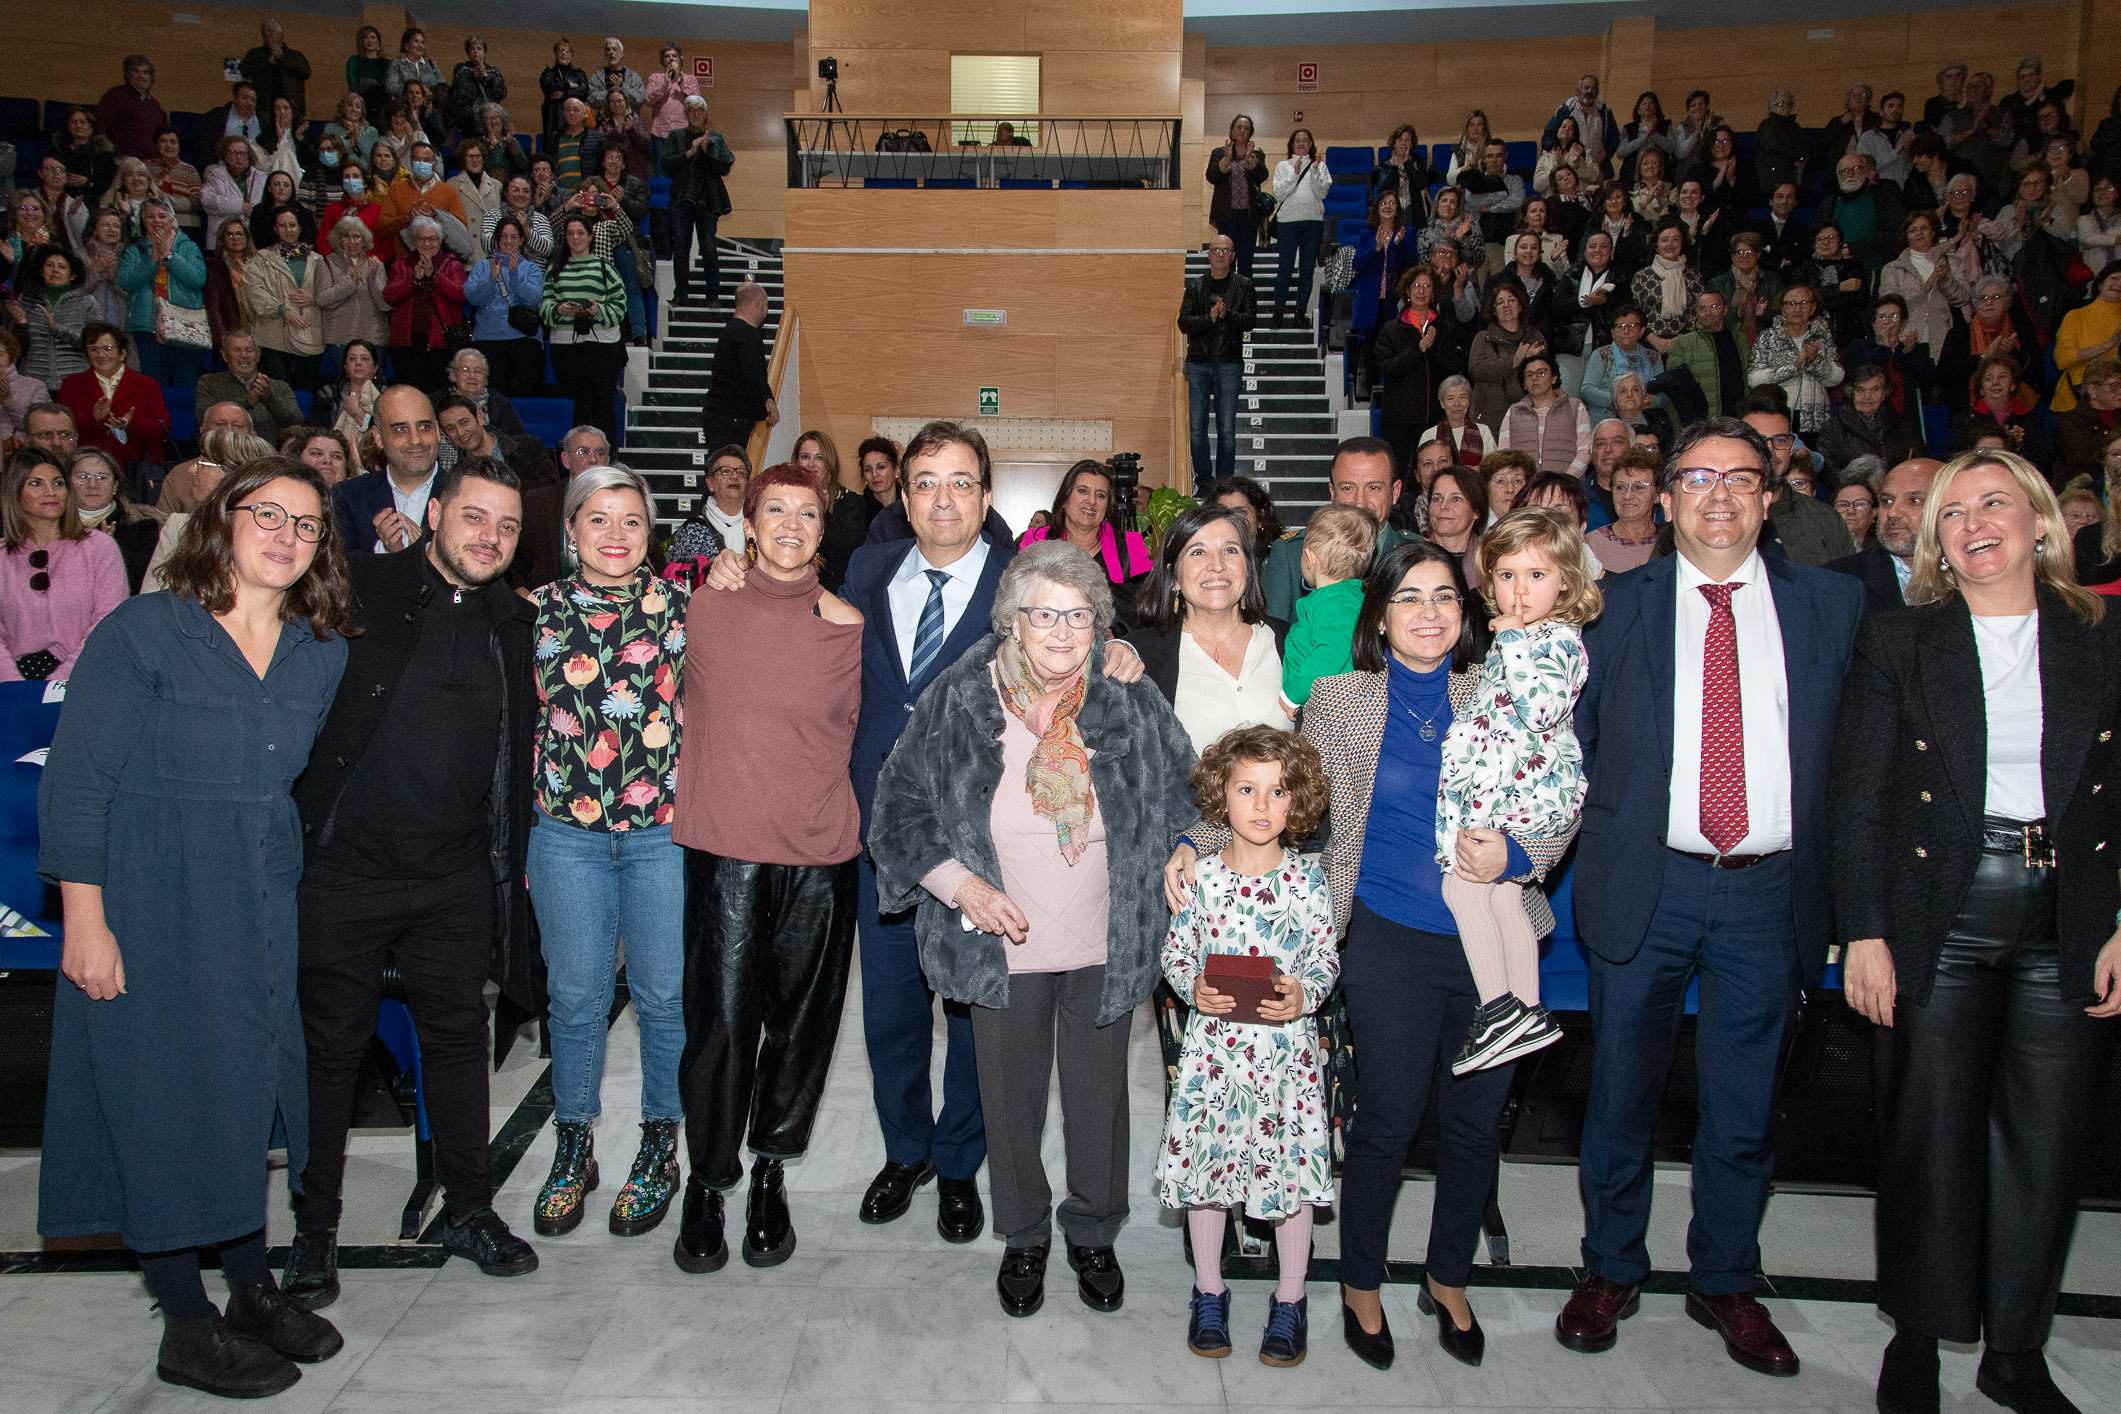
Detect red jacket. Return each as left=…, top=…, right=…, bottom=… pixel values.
left=57, top=368, right=170, bottom=464
left=383, top=255, right=468, bottom=349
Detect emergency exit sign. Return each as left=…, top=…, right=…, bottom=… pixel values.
left=978, top=387, right=1000, bottom=416
left=963, top=309, right=1007, bottom=327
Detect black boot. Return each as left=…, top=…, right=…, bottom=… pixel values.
left=156, top=1315, right=301, bottom=1398
left=1977, top=1349, right=2081, bottom=1414
left=1877, top=1331, right=1939, bottom=1414
left=743, top=1158, right=795, bottom=1267
left=225, top=1278, right=345, bottom=1364
left=672, top=1177, right=728, bottom=1274
left=281, top=1229, right=339, bottom=1312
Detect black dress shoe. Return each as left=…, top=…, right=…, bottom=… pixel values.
left=672, top=1177, right=728, bottom=1274
left=225, top=1279, right=345, bottom=1364
left=1878, top=1331, right=1940, bottom=1414
left=1067, top=1241, right=1124, bottom=1312
left=1417, top=1285, right=1485, bottom=1367
left=282, top=1229, right=339, bottom=1312
left=1977, top=1349, right=2082, bottom=1414
left=743, top=1158, right=796, bottom=1267
left=1341, top=1298, right=1395, bottom=1370
left=936, top=1177, right=984, bottom=1243
left=441, top=1208, right=539, bottom=1277
left=997, top=1243, right=1048, bottom=1318
left=156, top=1316, right=301, bottom=1399
left=858, top=1159, right=935, bottom=1225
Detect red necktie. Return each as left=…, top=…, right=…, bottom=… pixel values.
left=1698, top=582, right=1748, bottom=854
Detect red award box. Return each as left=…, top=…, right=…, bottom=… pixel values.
left=1203, top=952, right=1284, bottom=1026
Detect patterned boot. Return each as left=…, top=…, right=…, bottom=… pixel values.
left=610, top=1119, right=683, bottom=1236
left=533, top=1120, right=599, bottom=1237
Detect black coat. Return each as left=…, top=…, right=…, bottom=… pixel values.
left=1829, top=587, right=2121, bottom=1003
left=698, top=316, right=770, bottom=423
left=1825, top=540, right=1908, bottom=616
left=1178, top=270, right=1256, bottom=363
left=1124, top=616, right=1290, bottom=705
left=1551, top=260, right=1625, bottom=354
left=291, top=548, right=540, bottom=1009
left=1369, top=309, right=1466, bottom=429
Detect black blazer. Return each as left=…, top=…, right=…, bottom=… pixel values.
left=1826, top=541, right=1907, bottom=616
left=1829, top=588, right=2121, bottom=1003
left=1573, top=549, right=1866, bottom=976
left=1125, top=616, right=1291, bottom=706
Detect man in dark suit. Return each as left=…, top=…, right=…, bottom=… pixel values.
left=697, top=283, right=776, bottom=453
left=1752, top=182, right=1812, bottom=279
left=1563, top=416, right=1864, bottom=1375
left=332, top=385, right=441, bottom=555
left=1827, top=456, right=1939, bottom=614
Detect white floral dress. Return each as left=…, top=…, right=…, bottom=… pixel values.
left=1155, top=850, right=1339, bottom=1217
left=1435, top=621, right=1588, bottom=867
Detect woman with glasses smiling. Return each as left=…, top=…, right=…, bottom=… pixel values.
left=0, top=445, right=128, bottom=680
left=1939, top=273, right=2048, bottom=412
left=1747, top=284, right=1845, bottom=433
left=37, top=454, right=355, bottom=1398
left=69, top=447, right=165, bottom=593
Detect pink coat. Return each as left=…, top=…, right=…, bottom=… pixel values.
left=1017, top=523, right=1155, bottom=584
left=0, top=532, right=128, bottom=681
left=642, top=71, right=701, bottom=138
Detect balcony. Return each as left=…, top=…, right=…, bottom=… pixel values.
left=784, top=115, right=1182, bottom=190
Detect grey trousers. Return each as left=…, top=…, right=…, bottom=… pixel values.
left=968, top=965, right=1132, bottom=1250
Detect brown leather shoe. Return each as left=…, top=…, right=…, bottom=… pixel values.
left=1685, top=1290, right=1800, bottom=1377
left=1555, top=1273, right=1640, bottom=1353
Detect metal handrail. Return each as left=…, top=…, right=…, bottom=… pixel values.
left=784, top=115, right=1182, bottom=190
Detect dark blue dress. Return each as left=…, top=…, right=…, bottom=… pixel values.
left=37, top=593, right=346, bottom=1251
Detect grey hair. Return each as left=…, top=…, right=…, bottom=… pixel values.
left=407, top=216, right=442, bottom=240
left=1613, top=371, right=1647, bottom=395
left=1842, top=454, right=1885, bottom=491
left=1593, top=417, right=1633, bottom=442
left=1437, top=374, right=1472, bottom=399
left=478, top=101, right=513, bottom=137
left=562, top=463, right=653, bottom=523
left=562, top=425, right=611, bottom=455
left=330, top=215, right=371, bottom=250
left=1768, top=88, right=1793, bottom=108
left=991, top=540, right=1116, bottom=639
left=198, top=428, right=274, bottom=468
left=1972, top=272, right=2014, bottom=302
left=450, top=347, right=489, bottom=372
left=140, top=195, right=177, bottom=221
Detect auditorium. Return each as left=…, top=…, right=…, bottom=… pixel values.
left=0, top=0, right=2117, bottom=1408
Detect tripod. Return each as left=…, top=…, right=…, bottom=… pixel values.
left=823, top=79, right=842, bottom=113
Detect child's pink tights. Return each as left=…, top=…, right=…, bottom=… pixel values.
left=1440, top=873, right=1541, bottom=1005
left=1188, top=1206, right=1314, bottom=1303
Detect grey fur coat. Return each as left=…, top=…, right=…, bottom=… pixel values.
left=869, top=633, right=1202, bottom=1026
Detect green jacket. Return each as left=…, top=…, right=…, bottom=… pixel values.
left=1261, top=520, right=1413, bottom=624
left=1663, top=325, right=1752, bottom=419
left=1280, top=577, right=1366, bottom=708
left=1769, top=483, right=1855, bottom=567
left=193, top=370, right=302, bottom=446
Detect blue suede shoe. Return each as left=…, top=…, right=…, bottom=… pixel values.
left=1187, top=1287, right=1232, bottom=1358
left=1260, top=1295, right=1308, bottom=1367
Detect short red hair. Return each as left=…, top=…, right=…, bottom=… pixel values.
left=742, top=461, right=831, bottom=522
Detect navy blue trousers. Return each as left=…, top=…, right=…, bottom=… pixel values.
left=1579, top=851, right=1802, bottom=1294
left=856, top=851, right=985, bottom=1180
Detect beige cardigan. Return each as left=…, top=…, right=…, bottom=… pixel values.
left=242, top=247, right=325, bottom=356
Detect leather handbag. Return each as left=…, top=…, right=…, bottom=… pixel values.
left=506, top=303, right=543, bottom=336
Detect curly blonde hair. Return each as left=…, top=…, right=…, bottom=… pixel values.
left=1474, top=505, right=1605, bottom=626
left=1190, top=725, right=1329, bottom=843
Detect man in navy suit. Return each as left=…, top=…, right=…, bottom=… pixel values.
left=1562, top=417, right=1864, bottom=1375
left=332, top=386, right=442, bottom=555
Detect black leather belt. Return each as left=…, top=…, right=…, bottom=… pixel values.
left=1672, top=849, right=1768, bottom=869
left=1981, top=816, right=2054, bottom=866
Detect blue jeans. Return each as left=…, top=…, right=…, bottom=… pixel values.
left=1185, top=360, right=1241, bottom=493
left=134, top=332, right=204, bottom=392
left=527, top=811, right=687, bottom=1124
left=1272, top=219, right=1324, bottom=319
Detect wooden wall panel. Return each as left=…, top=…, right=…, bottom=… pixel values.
left=1043, top=51, right=1183, bottom=115
left=785, top=189, right=1181, bottom=251
left=1028, top=0, right=1183, bottom=55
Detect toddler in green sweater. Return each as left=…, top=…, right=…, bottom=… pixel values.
left=1279, top=504, right=1378, bottom=715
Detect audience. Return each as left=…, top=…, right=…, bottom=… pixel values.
left=540, top=212, right=626, bottom=446
left=383, top=217, right=467, bottom=393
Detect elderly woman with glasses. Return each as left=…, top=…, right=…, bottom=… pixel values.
left=1938, top=272, right=2047, bottom=412
left=1747, top=284, right=1845, bottom=433
left=68, top=447, right=164, bottom=593
left=872, top=539, right=1202, bottom=1320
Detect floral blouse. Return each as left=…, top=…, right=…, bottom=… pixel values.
left=530, top=567, right=688, bottom=831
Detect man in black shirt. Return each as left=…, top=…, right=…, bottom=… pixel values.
left=698, top=282, right=777, bottom=453
left=1177, top=234, right=1255, bottom=492
left=284, top=459, right=539, bottom=1307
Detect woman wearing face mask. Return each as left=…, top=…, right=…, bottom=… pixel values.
left=317, top=159, right=381, bottom=255
left=244, top=204, right=324, bottom=392
left=8, top=245, right=95, bottom=393
left=301, top=134, right=349, bottom=221
left=69, top=446, right=164, bottom=593
left=200, top=137, right=268, bottom=253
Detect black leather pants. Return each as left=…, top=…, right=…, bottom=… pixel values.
left=1874, top=844, right=2116, bottom=1350
left=678, top=851, right=859, bottom=1189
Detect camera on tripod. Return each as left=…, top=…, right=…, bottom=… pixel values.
left=817, top=56, right=842, bottom=112
left=1104, top=452, right=1142, bottom=531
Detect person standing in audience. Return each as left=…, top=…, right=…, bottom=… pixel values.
left=589, top=37, right=648, bottom=113
left=57, top=322, right=169, bottom=479
left=240, top=20, right=309, bottom=121
left=664, top=97, right=733, bottom=308
left=1262, top=438, right=1410, bottom=622
left=284, top=454, right=538, bottom=1309
left=1497, top=353, right=1590, bottom=477
left=96, top=55, right=165, bottom=163
left=1827, top=455, right=1938, bottom=614
left=383, top=25, right=442, bottom=99
left=1179, top=234, right=1254, bottom=492
left=698, top=281, right=775, bottom=451
left=1662, top=290, right=1749, bottom=418
left=1269, top=129, right=1331, bottom=327
left=540, top=39, right=592, bottom=148
left=1561, top=415, right=1864, bottom=1376
left=1372, top=266, right=1464, bottom=474
left=315, top=217, right=391, bottom=359
left=383, top=217, right=466, bottom=394
left=1834, top=449, right=2119, bottom=1414
left=39, top=455, right=351, bottom=1398
left=244, top=206, right=324, bottom=394
left=116, top=199, right=206, bottom=390
left=1207, top=115, right=1270, bottom=282
left=1545, top=74, right=1619, bottom=174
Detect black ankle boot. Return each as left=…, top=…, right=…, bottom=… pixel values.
left=1877, top=1331, right=1939, bottom=1414
left=282, top=1228, right=339, bottom=1311
left=225, top=1278, right=345, bottom=1363
left=1977, top=1349, right=2081, bottom=1414
left=672, top=1176, right=728, bottom=1274
left=743, top=1158, right=795, bottom=1267
left=156, top=1315, right=301, bottom=1398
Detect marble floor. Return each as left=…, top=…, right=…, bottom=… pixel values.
left=2, top=943, right=2117, bottom=1412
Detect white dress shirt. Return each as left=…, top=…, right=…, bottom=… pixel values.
left=888, top=537, right=992, bottom=683
left=1667, top=549, right=1794, bottom=855
left=374, top=471, right=437, bottom=552
left=1173, top=622, right=1292, bottom=755
left=1971, top=610, right=2045, bottom=822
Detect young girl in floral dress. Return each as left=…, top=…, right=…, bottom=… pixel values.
left=1157, top=724, right=1336, bottom=1369
left=1436, top=506, right=1602, bottom=1075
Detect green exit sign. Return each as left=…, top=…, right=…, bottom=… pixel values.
left=978, top=387, right=1000, bottom=416
left=963, top=309, right=1008, bottom=327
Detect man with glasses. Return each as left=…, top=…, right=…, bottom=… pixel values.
left=285, top=455, right=539, bottom=1306
left=1818, top=153, right=1904, bottom=276
left=23, top=404, right=79, bottom=462
left=1561, top=415, right=1863, bottom=1376
left=1826, top=455, right=1938, bottom=613
left=1738, top=392, right=1855, bottom=565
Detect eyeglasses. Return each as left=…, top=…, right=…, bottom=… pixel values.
left=70, top=471, right=113, bottom=486
left=1387, top=590, right=1462, bottom=610
left=1018, top=605, right=1095, bottom=630
left=26, top=548, right=48, bottom=593
left=1761, top=433, right=1796, bottom=450
left=1613, top=480, right=1657, bottom=494
left=1976, top=292, right=2009, bottom=304
left=908, top=474, right=980, bottom=497
left=1675, top=468, right=1767, bottom=495
left=237, top=501, right=327, bottom=542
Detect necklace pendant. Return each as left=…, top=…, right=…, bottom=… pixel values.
left=1419, top=722, right=1437, bottom=742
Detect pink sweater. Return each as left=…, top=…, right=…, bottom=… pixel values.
left=0, top=533, right=128, bottom=682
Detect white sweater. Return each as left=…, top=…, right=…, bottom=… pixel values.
left=1272, top=157, right=1333, bottom=224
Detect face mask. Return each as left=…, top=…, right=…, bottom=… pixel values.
left=410, top=161, right=434, bottom=182
left=343, top=176, right=366, bottom=196
left=320, top=150, right=340, bottom=167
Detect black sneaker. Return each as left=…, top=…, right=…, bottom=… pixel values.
left=1067, top=1241, right=1124, bottom=1312
left=1259, top=1294, right=1309, bottom=1367
left=441, top=1208, right=540, bottom=1277
left=997, top=1243, right=1048, bottom=1318
left=1187, top=1287, right=1232, bottom=1357
left=282, top=1229, right=339, bottom=1312
left=1485, top=1002, right=1565, bottom=1069
left=224, top=1279, right=344, bottom=1363
left=1451, top=995, right=1536, bottom=1076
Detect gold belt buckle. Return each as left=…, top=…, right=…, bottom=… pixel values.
left=2023, top=822, right=2055, bottom=869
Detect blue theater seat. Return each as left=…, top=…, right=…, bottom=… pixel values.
left=1324, top=145, right=1373, bottom=181
left=998, top=178, right=1052, bottom=189
left=922, top=177, right=977, bottom=188
left=512, top=397, right=574, bottom=450
left=1504, top=140, right=1535, bottom=174
left=863, top=178, right=918, bottom=189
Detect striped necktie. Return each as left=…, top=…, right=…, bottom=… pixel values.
left=907, top=568, right=950, bottom=685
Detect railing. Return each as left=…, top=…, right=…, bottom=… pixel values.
left=746, top=307, right=799, bottom=474
left=784, top=115, right=1182, bottom=190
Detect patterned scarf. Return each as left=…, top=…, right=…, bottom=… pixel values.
left=994, top=634, right=1097, bottom=865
